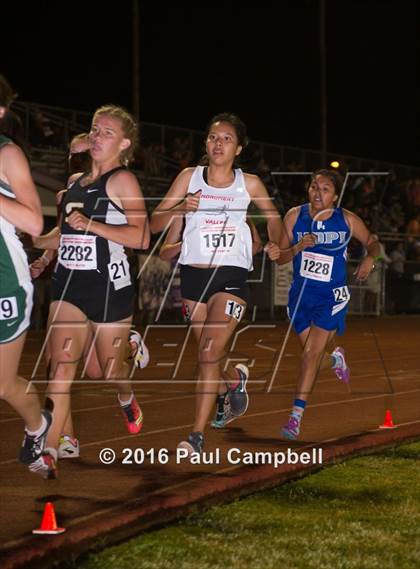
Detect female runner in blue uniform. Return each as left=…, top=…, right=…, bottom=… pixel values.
left=266, top=169, right=381, bottom=440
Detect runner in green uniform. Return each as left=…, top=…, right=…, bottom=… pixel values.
left=0, top=74, right=55, bottom=478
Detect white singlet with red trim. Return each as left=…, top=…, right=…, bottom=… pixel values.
left=179, top=166, right=253, bottom=270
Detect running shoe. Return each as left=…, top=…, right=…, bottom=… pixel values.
left=280, top=414, right=301, bottom=441
left=121, top=395, right=144, bottom=434
left=229, top=364, right=249, bottom=417
left=177, top=432, right=204, bottom=455
left=58, top=435, right=80, bottom=459
left=129, top=330, right=150, bottom=369
left=29, top=448, right=58, bottom=480
left=332, top=347, right=350, bottom=384
left=211, top=392, right=235, bottom=429
left=19, top=409, right=52, bottom=465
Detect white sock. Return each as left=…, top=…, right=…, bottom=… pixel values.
left=331, top=348, right=347, bottom=370
left=118, top=392, right=134, bottom=407
left=292, top=406, right=305, bottom=420
left=26, top=414, right=47, bottom=438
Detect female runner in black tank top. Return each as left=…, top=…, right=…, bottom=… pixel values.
left=31, top=133, right=149, bottom=460
left=43, top=105, right=150, bottom=473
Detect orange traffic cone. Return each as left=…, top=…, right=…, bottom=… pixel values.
left=379, top=409, right=396, bottom=429
left=32, top=502, right=66, bottom=535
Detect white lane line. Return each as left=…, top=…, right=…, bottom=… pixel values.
left=3, top=386, right=419, bottom=466
left=1, top=369, right=420, bottom=426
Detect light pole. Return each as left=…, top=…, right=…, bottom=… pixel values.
left=320, top=0, right=327, bottom=167
left=132, top=0, right=140, bottom=121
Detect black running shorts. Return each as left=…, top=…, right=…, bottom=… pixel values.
left=52, top=268, right=134, bottom=323
left=180, top=265, right=249, bottom=304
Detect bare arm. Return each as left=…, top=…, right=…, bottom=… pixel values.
left=344, top=210, right=380, bottom=280
left=150, top=168, right=198, bottom=233
left=246, top=219, right=263, bottom=256
left=32, top=226, right=60, bottom=250
left=265, top=207, right=317, bottom=264
left=30, top=247, right=58, bottom=279
left=31, top=186, right=66, bottom=276
left=159, top=215, right=184, bottom=261
left=67, top=170, right=150, bottom=249
left=245, top=173, right=282, bottom=245
left=0, top=144, right=43, bottom=235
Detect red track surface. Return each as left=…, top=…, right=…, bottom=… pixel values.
left=1, top=316, right=419, bottom=568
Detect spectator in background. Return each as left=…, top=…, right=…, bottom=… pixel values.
left=389, top=241, right=406, bottom=276
left=406, top=240, right=420, bottom=263
left=171, top=135, right=192, bottom=170
left=354, top=176, right=376, bottom=209
left=386, top=241, right=407, bottom=314
left=31, top=107, right=57, bottom=147
left=406, top=209, right=420, bottom=239
left=406, top=178, right=420, bottom=212
left=366, top=234, right=391, bottom=313
left=0, top=109, right=27, bottom=152
left=142, top=142, right=166, bottom=177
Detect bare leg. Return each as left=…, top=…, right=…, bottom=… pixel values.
left=82, top=324, right=103, bottom=380
left=281, top=325, right=336, bottom=441
left=60, top=321, right=137, bottom=439
left=297, top=327, right=336, bottom=376
left=90, top=317, right=132, bottom=398
left=60, top=324, right=103, bottom=439
left=191, top=293, right=246, bottom=434
left=46, top=301, right=90, bottom=451
left=184, top=300, right=210, bottom=426
left=295, top=326, right=336, bottom=401
left=90, top=317, right=144, bottom=434
left=0, top=333, right=43, bottom=431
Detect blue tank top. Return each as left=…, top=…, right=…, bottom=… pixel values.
left=290, top=203, right=350, bottom=297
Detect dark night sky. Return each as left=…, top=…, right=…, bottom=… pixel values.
left=3, top=1, right=420, bottom=165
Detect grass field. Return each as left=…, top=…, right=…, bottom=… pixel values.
left=77, top=442, right=420, bottom=569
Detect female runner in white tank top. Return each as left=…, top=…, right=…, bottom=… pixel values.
left=151, top=112, right=282, bottom=454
